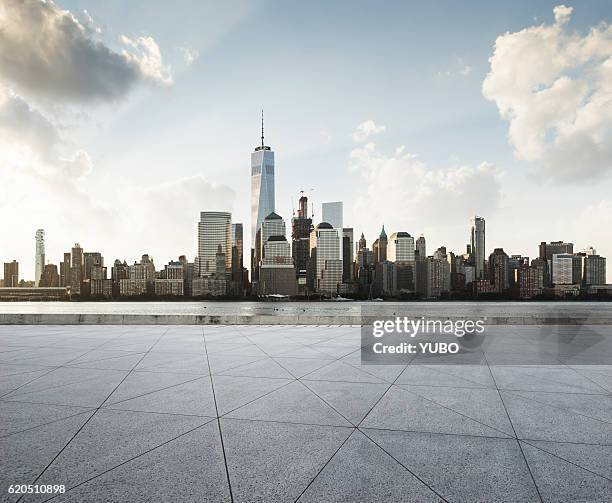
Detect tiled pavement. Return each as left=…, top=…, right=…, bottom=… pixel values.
left=0, top=325, right=610, bottom=502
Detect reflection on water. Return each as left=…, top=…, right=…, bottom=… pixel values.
left=0, top=301, right=609, bottom=317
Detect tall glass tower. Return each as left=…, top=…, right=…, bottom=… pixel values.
left=251, top=111, right=275, bottom=245
left=471, top=216, right=486, bottom=279
left=35, top=229, right=45, bottom=287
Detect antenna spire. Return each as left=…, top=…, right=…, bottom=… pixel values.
left=261, top=109, right=264, bottom=147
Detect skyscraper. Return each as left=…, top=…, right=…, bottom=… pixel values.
left=388, top=232, right=415, bottom=262
left=251, top=111, right=275, bottom=245
left=470, top=216, right=486, bottom=279
left=322, top=202, right=343, bottom=229
left=489, top=248, right=510, bottom=293
left=415, top=235, right=426, bottom=258
left=310, top=223, right=342, bottom=295
left=35, top=229, right=44, bottom=287
left=342, top=228, right=354, bottom=282
left=292, top=193, right=312, bottom=291
left=198, top=212, right=232, bottom=278
left=3, top=261, right=19, bottom=287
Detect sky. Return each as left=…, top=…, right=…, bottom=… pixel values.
left=1, top=0, right=611, bottom=282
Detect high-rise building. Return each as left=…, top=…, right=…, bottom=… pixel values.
left=70, top=244, right=84, bottom=295
left=488, top=248, right=510, bottom=293
left=584, top=254, right=606, bottom=285
left=251, top=111, right=275, bottom=245
left=388, top=232, right=415, bottom=262
left=426, top=251, right=450, bottom=299
left=39, top=264, right=59, bottom=287
left=539, top=241, right=573, bottom=285
left=310, top=223, right=342, bottom=295
left=197, top=211, right=232, bottom=278
left=373, top=226, right=387, bottom=264
left=155, top=261, right=184, bottom=296
left=552, top=253, right=573, bottom=285
left=322, top=202, right=343, bottom=229
left=342, top=228, right=354, bottom=282
left=415, top=235, right=426, bottom=259
left=292, top=194, right=312, bottom=292
left=120, top=254, right=156, bottom=296
left=3, top=261, right=19, bottom=287
left=470, top=216, right=486, bottom=279
left=35, top=229, right=44, bottom=287
left=60, top=253, right=71, bottom=287
left=231, top=224, right=244, bottom=277
left=518, top=258, right=546, bottom=298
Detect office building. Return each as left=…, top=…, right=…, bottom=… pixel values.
left=489, top=248, right=509, bottom=293
left=70, top=244, right=84, bottom=295
left=388, top=232, right=415, bottom=262
left=584, top=254, right=606, bottom=285
left=120, top=254, right=155, bottom=296
left=415, top=235, right=426, bottom=259
left=470, top=216, right=486, bottom=279
left=197, top=211, right=231, bottom=277
left=426, top=252, right=450, bottom=299
left=60, top=253, right=71, bottom=288
left=3, top=261, right=19, bottom=288
left=342, top=228, right=354, bottom=282
left=292, top=194, right=312, bottom=291
left=310, top=223, right=342, bottom=295
left=35, top=229, right=44, bottom=287
left=518, top=258, right=546, bottom=299
left=373, top=226, right=387, bottom=264
left=321, top=202, right=343, bottom=229
left=539, top=241, right=573, bottom=285
left=39, top=264, right=59, bottom=287
left=155, top=261, right=185, bottom=296
left=251, top=111, right=275, bottom=245
left=552, top=253, right=573, bottom=285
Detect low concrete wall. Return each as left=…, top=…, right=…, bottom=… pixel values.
left=0, top=313, right=610, bottom=325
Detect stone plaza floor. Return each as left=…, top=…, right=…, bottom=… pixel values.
left=0, top=324, right=611, bottom=502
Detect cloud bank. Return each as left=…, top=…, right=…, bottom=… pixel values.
left=483, top=4, right=612, bottom=183
left=0, top=0, right=171, bottom=103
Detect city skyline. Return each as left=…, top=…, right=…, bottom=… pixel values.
left=1, top=1, right=611, bottom=282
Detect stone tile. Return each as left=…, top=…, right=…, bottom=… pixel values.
left=303, top=360, right=387, bottom=384
left=0, top=411, right=94, bottom=500
left=50, top=421, right=229, bottom=503
left=106, top=371, right=203, bottom=405
left=0, top=401, right=92, bottom=437
left=135, top=351, right=209, bottom=374
left=206, top=353, right=267, bottom=374
left=216, top=357, right=295, bottom=379
left=501, top=390, right=612, bottom=444
left=361, top=385, right=512, bottom=438
left=272, top=357, right=335, bottom=378
left=226, top=381, right=351, bottom=427
left=107, top=376, right=216, bottom=417
left=0, top=368, right=52, bottom=396
left=490, top=366, right=609, bottom=394
left=397, top=384, right=515, bottom=436
left=395, top=364, right=495, bottom=388
left=5, top=368, right=129, bottom=408
left=521, top=441, right=612, bottom=503
left=212, top=375, right=293, bottom=415
left=297, top=431, right=442, bottom=502
left=301, top=380, right=390, bottom=424
left=221, top=418, right=353, bottom=503
left=521, top=439, right=612, bottom=480
left=33, top=409, right=210, bottom=491
left=363, top=428, right=540, bottom=503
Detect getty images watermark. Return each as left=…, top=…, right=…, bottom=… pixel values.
left=371, top=317, right=485, bottom=355
left=361, top=316, right=488, bottom=365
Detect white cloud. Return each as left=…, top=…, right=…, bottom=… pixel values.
left=179, top=47, right=200, bottom=66
left=0, top=0, right=172, bottom=103
left=349, top=139, right=503, bottom=245
left=121, top=35, right=173, bottom=85
left=483, top=4, right=612, bottom=183
left=352, top=120, right=386, bottom=142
